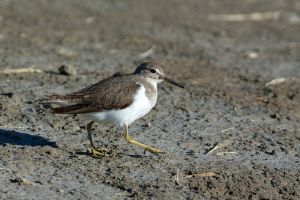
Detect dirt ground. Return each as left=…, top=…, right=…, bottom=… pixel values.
left=0, top=0, right=300, bottom=199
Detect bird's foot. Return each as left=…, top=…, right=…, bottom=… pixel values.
left=143, top=146, right=164, bottom=154
left=123, top=125, right=165, bottom=155
left=124, top=133, right=164, bottom=155
left=87, top=146, right=115, bottom=158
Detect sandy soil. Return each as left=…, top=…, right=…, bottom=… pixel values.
left=1, top=0, right=300, bottom=199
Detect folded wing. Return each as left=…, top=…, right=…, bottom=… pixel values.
left=44, top=75, right=140, bottom=114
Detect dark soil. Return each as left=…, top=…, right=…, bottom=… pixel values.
left=0, top=0, right=300, bottom=199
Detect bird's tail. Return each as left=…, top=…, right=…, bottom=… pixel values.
left=38, top=94, right=70, bottom=104
left=37, top=94, right=77, bottom=113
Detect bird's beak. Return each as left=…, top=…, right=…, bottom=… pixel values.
left=164, top=76, right=184, bottom=88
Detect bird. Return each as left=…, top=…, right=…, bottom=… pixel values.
left=42, top=62, right=184, bottom=157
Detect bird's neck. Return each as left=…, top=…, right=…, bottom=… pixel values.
left=145, top=77, right=162, bottom=88
left=143, top=78, right=158, bottom=105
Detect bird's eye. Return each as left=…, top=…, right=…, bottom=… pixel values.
left=150, top=69, right=156, bottom=73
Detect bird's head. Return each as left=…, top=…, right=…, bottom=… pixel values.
left=134, top=62, right=184, bottom=88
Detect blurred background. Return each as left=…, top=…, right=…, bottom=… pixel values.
left=0, top=0, right=299, bottom=78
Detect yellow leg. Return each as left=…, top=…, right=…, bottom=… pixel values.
left=86, top=121, right=112, bottom=158
left=123, top=124, right=163, bottom=154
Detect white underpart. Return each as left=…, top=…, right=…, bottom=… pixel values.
left=83, top=82, right=158, bottom=127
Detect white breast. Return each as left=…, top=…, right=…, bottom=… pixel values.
left=83, top=84, right=157, bottom=127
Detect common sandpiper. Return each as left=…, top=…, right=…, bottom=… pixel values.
left=43, top=62, right=184, bottom=157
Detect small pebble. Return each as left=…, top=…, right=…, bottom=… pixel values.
left=58, top=65, right=77, bottom=76
left=12, top=177, right=33, bottom=186
left=85, top=17, right=94, bottom=24
left=56, top=48, right=75, bottom=58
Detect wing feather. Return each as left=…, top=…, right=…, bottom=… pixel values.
left=45, top=75, right=141, bottom=114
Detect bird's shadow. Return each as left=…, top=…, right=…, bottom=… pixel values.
left=74, top=150, right=143, bottom=158
left=0, top=129, right=57, bottom=147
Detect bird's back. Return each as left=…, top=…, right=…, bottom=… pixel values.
left=44, top=74, right=142, bottom=114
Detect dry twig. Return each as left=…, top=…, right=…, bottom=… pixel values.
left=265, top=78, right=287, bottom=87
left=220, top=127, right=234, bottom=133
left=208, top=11, right=280, bottom=22
left=205, top=137, right=233, bottom=155
left=0, top=67, right=42, bottom=74
left=139, top=45, right=156, bottom=59
left=205, top=143, right=220, bottom=155
left=175, top=169, right=180, bottom=185
left=186, top=172, right=217, bottom=178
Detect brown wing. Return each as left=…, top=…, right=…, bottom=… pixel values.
left=47, top=75, right=141, bottom=114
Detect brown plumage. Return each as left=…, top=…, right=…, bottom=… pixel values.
left=43, top=62, right=184, bottom=116
left=45, top=74, right=142, bottom=114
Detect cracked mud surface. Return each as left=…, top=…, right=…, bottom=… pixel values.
left=0, top=0, right=300, bottom=199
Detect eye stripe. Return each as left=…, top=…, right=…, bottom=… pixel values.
left=150, top=69, right=156, bottom=73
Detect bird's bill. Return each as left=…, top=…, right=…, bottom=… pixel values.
left=164, top=77, right=184, bottom=88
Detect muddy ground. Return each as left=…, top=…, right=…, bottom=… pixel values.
left=0, top=0, right=300, bottom=199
